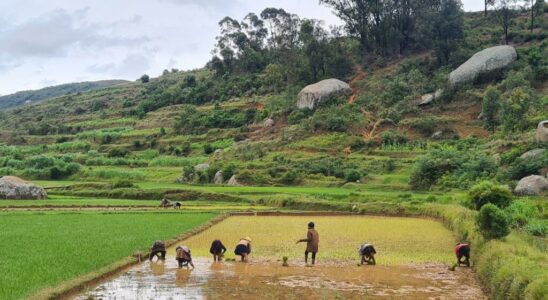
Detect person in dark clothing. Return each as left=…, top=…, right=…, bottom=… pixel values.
left=234, top=237, right=252, bottom=262
left=173, top=201, right=181, bottom=209
left=210, top=239, right=227, bottom=262
left=359, top=243, right=377, bottom=265
left=296, top=222, right=319, bottom=265
left=149, top=240, right=166, bottom=261
left=160, top=197, right=170, bottom=208
left=455, top=243, right=470, bottom=267
left=176, top=245, right=195, bottom=269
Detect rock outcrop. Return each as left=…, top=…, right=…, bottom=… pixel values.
left=520, top=149, right=545, bottom=160
left=449, top=45, right=517, bottom=88
left=194, top=163, right=209, bottom=172
left=514, top=175, right=548, bottom=196
left=416, top=89, right=444, bottom=107
left=263, top=118, right=275, bottom=128
left=297, top=79, right=352, bottom=109
left=227, top=175, right=241, bottom=186
left=0, top=176, right=48, bottom=199
left=214, top=171, right=224, bottom=184
left=536, top=120, right=548, bottom=144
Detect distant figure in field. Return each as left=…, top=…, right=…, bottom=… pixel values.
left=160, top=197, right=171, bottom=208
left=176, top=245, right=195, bottom=269
left=296, top=222, right=319, bottom=265
left=234, top=237, right=252, bottom=262
left=210, top=239, right=227, bottom=262
left=173, top=201, right=181, bottom=209
left=359, top=243, right=376, bottom=265
left=455, top=243, right=470, bottom=267
left=149, top=240, right=166, bottom=261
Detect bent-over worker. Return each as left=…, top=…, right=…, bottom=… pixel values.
left=234, top=237, right=252, bottom=262
left=149, top=240, right=166, bottom=261
left=176, top=245, right=195, bottom=268
left=455, top=243, right=470, bottom=267
left=210, top=239, right=227, bottom=262
left=359, top=243, right=376, bottom=265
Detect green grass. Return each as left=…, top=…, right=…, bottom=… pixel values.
left=0, top=211, right=216, bottom=299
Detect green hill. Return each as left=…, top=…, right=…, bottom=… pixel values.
left=0, top=80, right=129, bottom=110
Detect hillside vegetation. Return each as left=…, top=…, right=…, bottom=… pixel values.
left=0, top=80, right=129, bottom=110
left=0, top=2, right=547, bottom=299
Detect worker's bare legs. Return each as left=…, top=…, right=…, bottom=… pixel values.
left=311, top=252, right=316, bottom=265
left=241, top=253, right=248, bottom=262
left=361, top=255, right=366, bottom=265
left=304, top=251, right=309, bottom=264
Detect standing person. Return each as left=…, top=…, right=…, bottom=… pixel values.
left=149, top=240, right=166, bottom=261
left=175, top=245, right=195, bottom=269
left=210, top=239, right=227, bottom=262
left=296, top=222, right=319, bottom=265
left=455, top=243, right=470, bottom=267
left=234, top=237, right=252, bottom=262
left=359, top=243, right=377, bottom=265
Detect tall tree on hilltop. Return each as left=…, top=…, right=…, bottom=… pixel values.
left=485, top=0, right=496, bottom=16
left=432, top=0, right=464, bottom=65
left=494, top=0, right=518, bottom=45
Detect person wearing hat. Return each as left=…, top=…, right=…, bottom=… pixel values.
left=234, top=237, right=252, bottom=262
left=296, top=222, right=319, bottom=265
left=175, top=245, right=195, bottom=269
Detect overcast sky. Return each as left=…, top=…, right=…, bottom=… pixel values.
left=0, top=0, right=484, bottom=95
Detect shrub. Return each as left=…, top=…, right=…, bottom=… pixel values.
left=203, top=144, right=214, bottom=155
left=526, top=220, right=547, bottom=237
left=140, top=74, right=150, bottom=83
left=476, top=204, right=510, bottom=240
left=111, top=179, right=136, bottom=189
left=345, top=169, right=362, bottom=182
left=279, top=170, right=301, bottom=185
left=381, top=130, right=408, bottom=145
left=108, top=148, right=129, bottom=158
left=468, top=181, right=513, bottom=210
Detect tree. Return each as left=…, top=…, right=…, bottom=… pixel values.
left=485, top=0, right=496, bottom=16
left=494, top=0, right=518, bottom=45
left=468, top=181, right=513, bottom=210
left=140, top=74, right=150, bottom=83
left=432, top=0, right=464, bottom=65
left=476, top=203, right=510, bottom=239
left=482, top=86, right=501, bottom=132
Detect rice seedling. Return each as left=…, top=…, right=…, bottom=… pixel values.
left=180, top=216, right=455, bottom=264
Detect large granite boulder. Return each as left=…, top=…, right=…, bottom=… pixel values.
left=449, top=45, right=517, bottom=88
left=194, top=163, right=209, bottom=172
left=297, top=79, right=352, bottom=109
left=536, top=120, right=548, bottom=144
left=0, top=176, right=48, bottom=199
left=520, top=149, right=545, bottom=160
left=514, top=175, right=548, bottom=196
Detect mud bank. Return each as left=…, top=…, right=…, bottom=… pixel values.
left=75, top=258, right=485, bottom=300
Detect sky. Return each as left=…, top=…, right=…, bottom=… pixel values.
left=0, top=0, right=484, bottom=95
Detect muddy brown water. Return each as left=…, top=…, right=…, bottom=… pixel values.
left=75, top=257, right=484, bottom=300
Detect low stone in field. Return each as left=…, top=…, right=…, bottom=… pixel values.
left=449, top=45, right=517, bottom=88
left=0, top=176, right=48, bottom=199
left=297, top=78, right=352, bottom=110
left=227, top=175, right=241, bottom=186
left=194, top=163, right=210, bottom=171
left=214, top=171, right=223, bottom=185
left=514, top=175, right=548, bottom=196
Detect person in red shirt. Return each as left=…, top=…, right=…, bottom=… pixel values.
left=455, top=243, right=470, bottom=267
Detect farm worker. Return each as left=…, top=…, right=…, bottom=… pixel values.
left=173, top=201, right=182, bottom=209
left=455, top=243, right=470, bottom=267
left=234, top=237, right=252, bottom=262
left=358, top=243, right=376, bottom=265
left=210, top=239, right=227, bottom=262
left=149, top=240, right=166, bottom=261
left=160, top=197, right=170, bottom=208
left=296, top=222, right=319, bottom=265
left=176, top=245, right=195, bottom=269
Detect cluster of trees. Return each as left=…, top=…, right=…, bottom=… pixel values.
left=319, top=0, right=465, bottom=64
left=174, top=104, right=259, bottom=134
left=209, top=8, right=356, bottom=84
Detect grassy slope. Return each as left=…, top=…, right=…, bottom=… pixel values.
left=0, top=212, right=216, bottom=299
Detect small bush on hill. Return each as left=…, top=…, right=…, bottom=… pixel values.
left=467, top=181, right=513, bottom=210
left=345, top=169, right=362, bottom=182
left=476, top=204, right=510, bottom=240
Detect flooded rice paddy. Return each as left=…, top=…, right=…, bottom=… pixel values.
left=75, top=216, right=485, bottom=299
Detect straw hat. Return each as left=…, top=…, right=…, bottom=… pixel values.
left=243, top=236, right=252, bottom=242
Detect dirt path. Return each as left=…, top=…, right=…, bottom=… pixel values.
left=74, top=257, right=485, bottom=300
left=348, top=65, right=366, bottom=104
